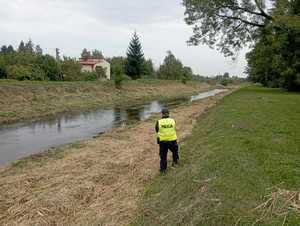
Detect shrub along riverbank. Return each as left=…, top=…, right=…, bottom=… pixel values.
left=0, top=79, right=211, bottom=124
left=132, top=86, right=300, bottom=226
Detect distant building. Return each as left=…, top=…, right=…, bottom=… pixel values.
left=79, top=59, right=111, bottom=80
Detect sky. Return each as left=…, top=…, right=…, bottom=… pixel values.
left=0, top=0, right=248, bottom=77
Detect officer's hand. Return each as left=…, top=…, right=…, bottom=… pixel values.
left=157, top=138, right=160, bottom=144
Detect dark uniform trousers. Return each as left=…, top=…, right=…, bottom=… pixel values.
left=159, top=140, right=179, bottom=172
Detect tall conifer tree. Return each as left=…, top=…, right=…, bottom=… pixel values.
left=18, top=41, right=26, bottom=53
left=25, top=39, right=34, bottom=54
left=125, top=32, right=144, bottom=79
left=35, top=45, right=43, bottom=55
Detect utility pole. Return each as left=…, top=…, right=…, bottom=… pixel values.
left=55, top=48, right=61, bottom=61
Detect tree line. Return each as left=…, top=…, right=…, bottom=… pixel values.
left=0, top=33, right=196, bottom=84
left=246, top=1, right=300, bottom=91
left=108, top=32, right=194, bottom=84
left=183, top=0, right=300, bottom=91
left=0, top=40, right=62, bottom=81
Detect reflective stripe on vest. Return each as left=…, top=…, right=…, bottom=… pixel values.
left=158, top=118, right=177, bottom=142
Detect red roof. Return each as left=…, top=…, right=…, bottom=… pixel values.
left=80, top=61, right=97, bottom=66
left=79, top=59, right=104, bottom=66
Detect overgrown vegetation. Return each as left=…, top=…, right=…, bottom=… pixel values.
left=157, top=51, right=193, bottom=83
left=183, top=0, right=300, bottom=91
left=247, top=1, right=300, bottom=91
left=132, top=86, right=300, bottom=225
left=113, top=64, right=128, bottom=88
left=0, top=41, right=62, bottom=81
left=0, top=40, right=97, bottom=81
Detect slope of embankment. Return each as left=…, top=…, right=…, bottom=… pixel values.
left=0, top=80, right=211, bottom=124
left=132, top=86, right=300, bottom=226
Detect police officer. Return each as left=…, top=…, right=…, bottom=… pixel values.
left=155, top=108, right=179, bottom=173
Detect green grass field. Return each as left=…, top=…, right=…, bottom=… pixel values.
left=132, top=86, right=300, bottom=226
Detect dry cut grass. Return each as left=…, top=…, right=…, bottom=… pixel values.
left=253, top=186, right=300, bottom=226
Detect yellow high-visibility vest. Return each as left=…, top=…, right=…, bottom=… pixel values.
left=157, top=118, right=177, bottom=142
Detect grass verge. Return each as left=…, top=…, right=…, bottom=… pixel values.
left=131, top=86, right=300, bottom=226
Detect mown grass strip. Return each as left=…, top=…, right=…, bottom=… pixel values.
left=132, top=86, right=300, bottom=226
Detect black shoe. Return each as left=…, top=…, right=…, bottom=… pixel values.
left=172, top=161, right=178, bottom=167
left=160, top=170, right=167, bottom=175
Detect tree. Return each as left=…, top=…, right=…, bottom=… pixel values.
left=0, top=57, right=7, bottom=79
left=1, top=45, right=15, bottom=55
left=114, top=64, right=126, bottom=89
left=92, top=49, right=104, bottom=59
left=157, top=51, right=184, bottom=80
left=25, top=39, right=34, bottom=54
left=125, top=32, right=145, bottom=79
left=31, top=67, right=47, bottom=81
left=35, top=45, right=43, bottom=55
left=61, top=57, right=82, bottom=81
left=0, top=66, right=7, bottom=79
left=18, top=41, right=26, bottom=53
left=81, top=48, right=91, bottom=60
left=182, top=66, right=193, bottom=84
left=142, top=59, right=155, bottom=77
left=0, top=45, right=8, bottom=54
left=37, top=54, right=62, bottom=81
left=7, top=65, right=34, bottom=80
left=7, top=45, right=15, bottom=54
left=183, top=0, right=274, bottom=56
left=107, top=56, right=127, bottom=80
left=246, top=1, right=300, bottom=91
left=223, top=72, right=230, bottom=78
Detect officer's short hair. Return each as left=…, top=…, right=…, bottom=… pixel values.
left=162, top=108, right=169, bottom=115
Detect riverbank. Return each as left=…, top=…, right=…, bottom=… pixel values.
left=0, top=79, right=211, bottom=124
left=132, top=86, right=300, bottom=226
left=0, top=86, right=237, bottom=226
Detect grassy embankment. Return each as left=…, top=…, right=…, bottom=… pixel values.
left=0, top=79, right=211, bottom=124
left=132, top=86, right=300, bottom=226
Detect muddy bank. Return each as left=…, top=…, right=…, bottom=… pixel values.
left=0, top=80, right=210, bottom=124
left=0, top=87, right=238, bottom=226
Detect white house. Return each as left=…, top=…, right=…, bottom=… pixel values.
left=79, top=59, right=111, bottom=80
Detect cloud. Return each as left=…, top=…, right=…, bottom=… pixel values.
left=0, top=0, right=247, bottom=76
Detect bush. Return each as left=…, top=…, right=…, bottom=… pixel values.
left=113, top=64, right=128, bottom=88
left=95, top=66, right=107, bottom=79
left=220, top=79, right=230, bottom=86
left=7, top=65, right=33, bottom=80
left=37, top=55, right=62, bottom=81
left=31, top=67, right=47, bottom=81
left=83, top=72, right=98, bottom=81
left=181, top=77, right=188, bottom=84
left=61, top=58, right=82, bottom=81
left=114, top=73, right=124, bottom=88
left=107, top=56, right=127, bottom=80
left=281, top=68, right=300, bottom=91
left=0, top=64, right=7, bottom=79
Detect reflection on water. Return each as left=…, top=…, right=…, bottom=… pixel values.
left=0, top=89, right=226, bottom=165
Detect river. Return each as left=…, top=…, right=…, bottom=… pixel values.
left=0, top=89, right=226, bottom=165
